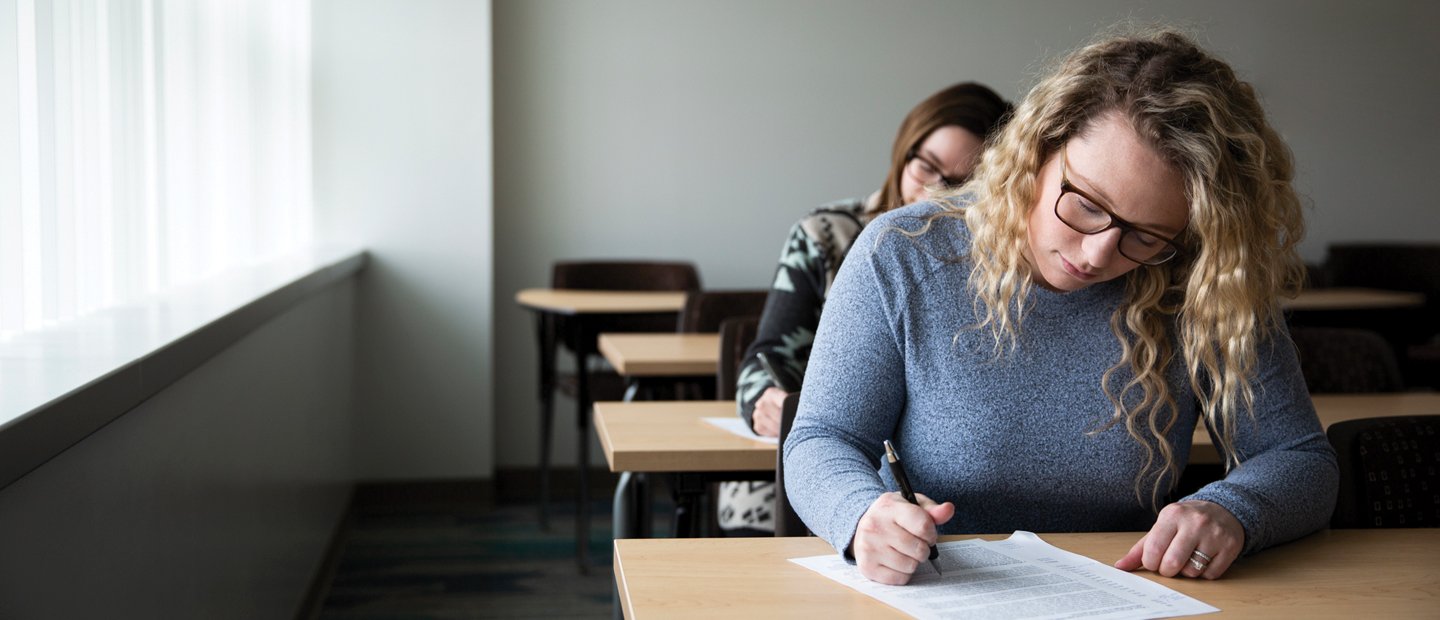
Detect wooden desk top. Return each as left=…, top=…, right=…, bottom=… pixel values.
left=597, top=333, right=720, bottom=377
left=514, top=288, right=687, bottom=315
left=1283, top=287, right=1425, bottom=311
left=596, top=393, right=1440, bottom=473
left=1188, top=392, right=1440, bottom=465
left=614, top=529, right=1440, bottom=618
left=594, top=401, right=773, bottom=472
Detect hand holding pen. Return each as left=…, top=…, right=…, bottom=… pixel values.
left=849, top=440, right=955, bottom=585
left=885, top=440, right=942, bottom=575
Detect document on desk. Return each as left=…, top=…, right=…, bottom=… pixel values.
left=702, top=417, right=779, bottom=445
left=791, top=531, right=1217, bottom=619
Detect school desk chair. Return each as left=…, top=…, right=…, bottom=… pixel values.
left=775, top=391, right=810, bottom=537
left=671, top=289, right=767, bottom=400
left=1323, top=242, right=1440, bottom=388
left=717, top=315, right=760, bottom=401
left=1327, top=415, right=1440, bottom=528
left=1289, top=326, right=1405, bottom=393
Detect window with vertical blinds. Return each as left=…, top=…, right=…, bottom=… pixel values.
left=0, top=0, right=312, bottom=340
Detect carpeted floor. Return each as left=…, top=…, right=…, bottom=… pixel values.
left=315, top=496, right=659, bottom=620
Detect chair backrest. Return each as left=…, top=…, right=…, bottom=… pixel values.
left=1324, top=243, right=1440, bottom=336
left=717, top=315, right=760, bottom=402
left=552, top=260, right=702, bottom=292
left=774, top=391, right=809, bottom=537
left=549, top=261, right=701, bottom=353
left=1289, top=327, right=1405, bottom=393
left=1304, top=262, right=1328, bottom=289
left=678, top=289, right=769, bottom=333
left=1327, top=415, right=1440, bottom=528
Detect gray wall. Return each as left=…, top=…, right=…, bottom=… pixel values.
left=0, top=282, right=356, bottom=619
left=313, top=0, right=496, bottom=479
left=494, top=0, right=1440, bottom=468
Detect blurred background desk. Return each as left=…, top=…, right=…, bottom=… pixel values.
left=515, top=288, right=687, bottom=570
left=594, top=400, right=771, bottom=540
left=1284, top=285, right=1433, bottom=390
left=598, top=333, right=720, bottom=399
left=1283, top=287, right=1423, bottom=311
left=1188, top=393, right=1440, bottom=464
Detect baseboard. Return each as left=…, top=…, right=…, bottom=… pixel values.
left=340, top=471, right=627, bottom=510
left=293, top=487, right=357, bottom=620
left=494, top=466, right=622, bottom=502
left=350, top=478, right=497, bottom=512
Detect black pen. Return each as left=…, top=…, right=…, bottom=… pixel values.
left=755, top=352, right=796, bottom=392
left=883, top=439, right=942, bottom=575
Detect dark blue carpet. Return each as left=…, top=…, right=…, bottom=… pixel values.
left=317, top=499, right=653, bottom=619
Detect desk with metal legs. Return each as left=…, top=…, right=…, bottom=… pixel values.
left=595, top=394, right=1440, bottom=538
left=515, top=288, right=685, bottom=572
left=594, top=400, right=771, bottom=541
left=595, top=333, right=726, bottom=539
left=597, top=333, right=721, bottom=379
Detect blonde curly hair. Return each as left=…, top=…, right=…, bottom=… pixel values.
left=946, top=29, right=1306, bottom=507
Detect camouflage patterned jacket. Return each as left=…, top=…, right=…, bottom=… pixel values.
left=737, top=193, right=878, bottom=427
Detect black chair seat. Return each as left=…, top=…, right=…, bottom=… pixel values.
left=717, top=315, right=760, bottom=401
left=553, top=371, right=630, bottom=403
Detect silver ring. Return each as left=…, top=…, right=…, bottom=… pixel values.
left=1189, top=549, right=1212, bottom=572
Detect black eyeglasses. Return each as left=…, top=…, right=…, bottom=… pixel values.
left=1054, top=147, right=1182, bottom=266
left=905, top=147, right=968, bottom=189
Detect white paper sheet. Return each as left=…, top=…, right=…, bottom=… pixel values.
left=790, top=531, right=1217, bottom=619
left=702, top=417, right=779, bottom=445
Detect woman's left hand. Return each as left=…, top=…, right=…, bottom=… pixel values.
left=1114, top=500, right=1245, bottom=579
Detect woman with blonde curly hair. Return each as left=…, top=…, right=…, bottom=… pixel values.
left=784, top=29, right=1336, bottom=585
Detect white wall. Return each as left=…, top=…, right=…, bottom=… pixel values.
left=313, top=0, right=495, bottom=479
left=0, top=281, right=356, bottom=619
left=493, top=0, right=1440, bottom=467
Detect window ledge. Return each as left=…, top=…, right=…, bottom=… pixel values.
left=0, top=246, right=368, bottom=490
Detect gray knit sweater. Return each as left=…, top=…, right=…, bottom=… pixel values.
left=783, top=201, right=1337, bottom=559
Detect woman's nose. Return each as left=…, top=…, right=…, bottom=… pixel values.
left=1082, top=228, right=1125, bottom=269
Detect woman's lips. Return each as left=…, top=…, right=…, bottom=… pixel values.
left=1061, top=256, right=1096, bottom=280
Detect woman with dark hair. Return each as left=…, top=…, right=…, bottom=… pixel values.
left=784, top=29, right=1335, bottom=584
left=719, top=82, right=1013, bottom=535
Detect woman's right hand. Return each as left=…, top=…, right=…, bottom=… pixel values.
left=852, top=491, right=955, bottom=585
left=751, top=387, right=787, bottom=437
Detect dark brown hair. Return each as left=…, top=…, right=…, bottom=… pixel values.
left=874, top=82, right=1012, bottom=212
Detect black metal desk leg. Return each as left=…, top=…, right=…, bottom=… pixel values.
left=574, top=319, right=592, bottom=573
left=534, top=312, right=557, bottom=530
left=672, top=474, right=706, bottom=538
